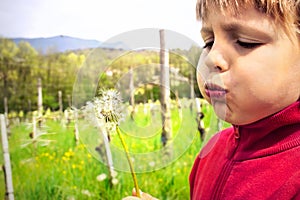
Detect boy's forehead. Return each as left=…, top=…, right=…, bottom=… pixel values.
left=199, top=0, right=253, bottom=19
left=201, top=7, right=277, bottom=37
left=201, top=3, right=254, bottom=26
left=197, top=0, right=294, bottom=18
left=197, top=0, right=298, bottom=37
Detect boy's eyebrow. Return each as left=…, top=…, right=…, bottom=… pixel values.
left=221, top=22, right=264, bottom=34
left=200, top=26, right=212, bottom=34
left=201, top=22, right=273, bottom=39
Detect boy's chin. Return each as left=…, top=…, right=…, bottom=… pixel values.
left=211, top=99, right=227, bottom=116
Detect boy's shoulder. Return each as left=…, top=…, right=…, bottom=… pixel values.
left=269, top=170, right=300, bottom=199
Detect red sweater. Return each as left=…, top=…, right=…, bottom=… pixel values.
left=190, top=101, right=300, bottom=200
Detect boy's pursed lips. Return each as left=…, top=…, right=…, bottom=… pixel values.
left=204, top=82, right=228, bottom=99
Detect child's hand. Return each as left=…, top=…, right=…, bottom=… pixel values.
left=122, top=189, right=159, bottom=200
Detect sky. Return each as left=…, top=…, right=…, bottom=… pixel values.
left=0, top=0, right=203, bottom=45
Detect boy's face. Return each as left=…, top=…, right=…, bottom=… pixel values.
left=197, top=6, right=300, bottom=125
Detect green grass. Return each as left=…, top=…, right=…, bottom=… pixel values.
left=0, top=101, right=230, bottom=199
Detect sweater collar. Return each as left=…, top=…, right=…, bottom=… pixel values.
left=232, top=100, right=300, bottom=160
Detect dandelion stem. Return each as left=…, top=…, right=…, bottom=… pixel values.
left=116, top=126, right=141, bottom=198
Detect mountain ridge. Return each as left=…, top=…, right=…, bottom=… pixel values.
left=10, top=35, right=127, bottom=53
left=11, top=35, right=101, bottom=53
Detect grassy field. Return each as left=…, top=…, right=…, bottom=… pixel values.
left=0, top=101, right=229, bottom=199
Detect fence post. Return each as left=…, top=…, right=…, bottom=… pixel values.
left=129, top=67, right=135, bottom=120
left=159, top=29, right=172, bottom=147
left=58, top=90, right=63, bottom=116
left=74, top=111, right=79, bottom=145
left=0, top=114, right=14, bottom=200
left=195, top=98, right=205, bottom=141
left=37, top=78, right=43, bottom=115
left=4, top=97, right=10, bottom=131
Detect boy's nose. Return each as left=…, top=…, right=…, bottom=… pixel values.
left=205, top=48, right=229, bottom=73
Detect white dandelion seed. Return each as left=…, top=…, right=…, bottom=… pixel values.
left=149, top=161, right=155, bottom=167
left=81, top=189, right=92, bottom=197
left=67, top=196, right=75, bottom=200
left=96, top=173, right=107, bottom=182
left=111, top=170, right=118, bottom=178
left=112, top=178, right=119, bottom=185
left=130, top=157, right=135, bottom=163
left=80, top=101, right=102, bottom=128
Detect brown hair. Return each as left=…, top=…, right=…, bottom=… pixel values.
left=196, top=0, right=300, bottom=34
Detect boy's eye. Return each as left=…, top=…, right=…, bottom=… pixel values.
left=203, top=41, right=214, bottom=49
left=236, top=40, right=262, bottom=49
left=202, top=40, right=262, bottom=49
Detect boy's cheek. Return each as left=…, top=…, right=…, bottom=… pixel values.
left=198, top=81, right=211, bottom=103
left=196, top=75, right=205, bottom=93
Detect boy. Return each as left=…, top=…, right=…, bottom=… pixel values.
left=190, top=0, right=300, bottom=199
left=124, top=0, right=300, bottom=199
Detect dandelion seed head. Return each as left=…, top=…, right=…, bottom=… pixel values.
left=96, top=89, right=124, bottom=125
left=81, top=89, right=125, bottom=128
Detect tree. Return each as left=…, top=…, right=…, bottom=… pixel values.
left=0, top=38, right=19, bottom=112
left=14, top=41, right=38, bottom=112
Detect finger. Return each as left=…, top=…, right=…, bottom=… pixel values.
left=141, top=192, right=159, bottom=200
left=132, top=188, right=159, bottom=200
left=132, top=188, right=139, bottom=196
left=122, top=196, right=140, bottom=200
